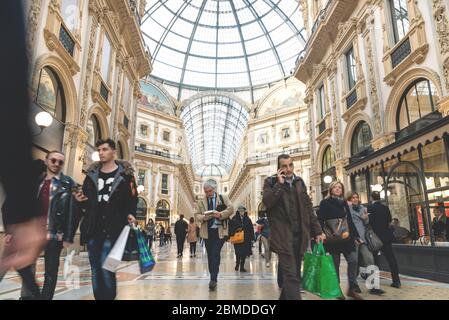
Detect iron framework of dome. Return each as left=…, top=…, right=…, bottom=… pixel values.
left=141, top=0, right=307, bottom=103
left=180, top=95, right=249, bottom=177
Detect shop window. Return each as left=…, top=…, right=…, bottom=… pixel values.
left=387, top=161, right=428, bottom=244
left=36, top=67, right=66, bottom=122
left=353, top=173, right=368, bottom=204
left=422, top=140, right=449, bottom=192
left=351, top=121, right=373, bottom=157
left=397, top=79, right=438, bottom=131
left=369, top=163, right=385, bottom=197
left=389, top=0, right=410, bottom=44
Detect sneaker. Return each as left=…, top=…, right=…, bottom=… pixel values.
left=369, top=288, right=385, bottom=295
left=209, top=280, right=217, bottom=291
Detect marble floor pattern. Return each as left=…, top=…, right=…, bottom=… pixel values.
left=1, top=240, right=449, bottom=300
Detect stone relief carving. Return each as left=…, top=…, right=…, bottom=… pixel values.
left=80, top=8, right=99, bottom=128
left=433, top=0, right=449, bottom=91
left=27, top=0, right=42, bottom=61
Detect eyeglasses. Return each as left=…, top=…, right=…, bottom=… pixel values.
left=49, top=158, right=64, bottom=166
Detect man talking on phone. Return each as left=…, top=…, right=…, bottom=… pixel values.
left=263, top=154, right=325, bottom=300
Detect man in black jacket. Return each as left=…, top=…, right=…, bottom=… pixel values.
left=174, top=215, right=188, bottom=257
left=75, top=139, right=138, bottom=300
left=263, top=154, right=325, bottom=300
left=368, top=191, right=401, bottom=288
left=23, top=151, right=79, bottom=300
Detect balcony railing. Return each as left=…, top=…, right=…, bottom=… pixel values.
left=391, top=37, right=412, bottom=69
left=346, top=88, right=358, bottom=109
left=135, top=146, right=182, bottom=161
left=349, top=147, right=374, bottom=164
left=247, top=146, right=310, bottom=162
left=59, top=24, right=75, bottom=56
left=319, top=120, right=326, bottom=135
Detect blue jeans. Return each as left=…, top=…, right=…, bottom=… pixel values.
left=204, top=228, right=225, bottom=282
left=87, top=238, right=117, bottom=300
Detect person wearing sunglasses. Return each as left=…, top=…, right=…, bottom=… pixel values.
left=19, top=150, right=79, bottom=300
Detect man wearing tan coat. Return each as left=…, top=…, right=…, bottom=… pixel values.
left=195, top=181, right=233, bottom=290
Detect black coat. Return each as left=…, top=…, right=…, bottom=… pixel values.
left=231, top=213, right=255, bottom=257
left=78, top=160, right=138, bottom=245
left=367, top=201, right=395, bottom=244
left=318, top=197, right=360, bottom=254
left=174, top=219, right=188, bottom=238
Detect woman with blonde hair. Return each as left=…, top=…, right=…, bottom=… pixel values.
left=318, top=181, right=363, bottom=300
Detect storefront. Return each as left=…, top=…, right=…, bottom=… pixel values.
left=155, top=199, right=171, bottom=229
left=346, top=114, right=449, bottom=282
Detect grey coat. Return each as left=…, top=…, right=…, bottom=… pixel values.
left=349, top=204, right=369, bottom=243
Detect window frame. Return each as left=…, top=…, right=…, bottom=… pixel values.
left=389, top=0, right=410, bottom=44
left=345, top=46, right=357, bottom=91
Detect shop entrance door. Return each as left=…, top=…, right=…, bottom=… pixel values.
left=387, top=161, right=430, bottom=245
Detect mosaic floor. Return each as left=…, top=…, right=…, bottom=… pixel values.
left=1, top=240, right=449, bottom=300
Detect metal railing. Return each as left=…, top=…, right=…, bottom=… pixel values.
left=59, top=24, right=75, bottom=56
left=391, top=37, right=411, bottom=69
left=246, top=146, right=310, bottom=162
left=134, top=146, right=182, bottom=161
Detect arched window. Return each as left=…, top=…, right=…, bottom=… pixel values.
left=322, top=146, right=335, bottom=172
left=86, top=115, right=101, bottom=146
left=351, top=121, right=373, bottom=156
left=397, top=79, right=439, bottom=131
left=157, top=200, right=170, bottom=210
left=36, top=67, right=66, bottom=122
left=156, top=200, right=170, bottom=218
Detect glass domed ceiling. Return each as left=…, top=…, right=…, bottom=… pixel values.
left=141, top=0, right=307, bottom=102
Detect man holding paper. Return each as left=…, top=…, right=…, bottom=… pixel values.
left=195, top=181, right=233, bottom=291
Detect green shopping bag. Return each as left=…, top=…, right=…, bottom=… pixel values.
left=302, top=242, right=324, bottom=295
left=319, top=252, right=344, bottom=299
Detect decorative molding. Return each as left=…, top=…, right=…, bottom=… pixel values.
left=26, top=0, right=43, bottom=62
left=432, top=0, right=449, bottom=91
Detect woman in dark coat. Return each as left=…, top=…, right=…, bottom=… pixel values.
left=231, top=205, right=255, bottom=272
left=318, top=181, right=362, bottom=300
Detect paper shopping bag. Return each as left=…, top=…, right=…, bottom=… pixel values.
left=102, top=225, right=130, bottom=272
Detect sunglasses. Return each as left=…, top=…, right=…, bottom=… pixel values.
left=49, top=158, right=64, bottom=166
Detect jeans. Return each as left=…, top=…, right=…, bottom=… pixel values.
left=204, top=228, right=225, bottom=282
left=87, top=238, right=116, bottom=300
left=190, top=242, right=197, bottom=255
left=356, top=243, right=375, bottom=276
left=278, top=232, right=302, bottom=300
left=331, top=249, right=359, bottom=290
left=374, top=242, right=400, bottom=284
left=41, top=240, right=63, bottom=300
left=260, top=236, right=271, bottom=263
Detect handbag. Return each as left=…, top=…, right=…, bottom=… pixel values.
left=323, top=217, right=351, bottom=245
left=102, top=225, right=130, bottom=272
left=230, top=229, right=245, bottom=244
left=135, top=228, right=156, bottom=273
left=365, top=226, right=383, bottom=251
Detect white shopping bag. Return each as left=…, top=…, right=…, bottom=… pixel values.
left=102, top=225, right=130, bottom=272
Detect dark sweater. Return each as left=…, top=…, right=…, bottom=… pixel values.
left=318, top=197, right=360, bottom=254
